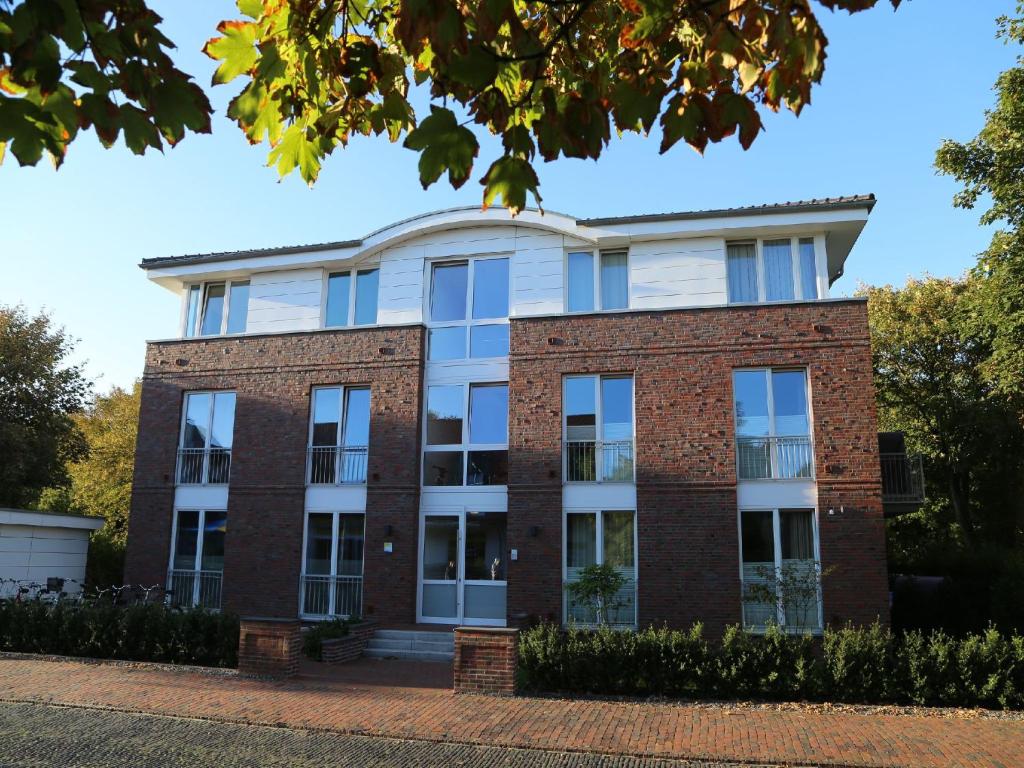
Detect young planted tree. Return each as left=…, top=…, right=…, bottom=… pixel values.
left=0, top=305, right=90, bottom=508
left=1, top=0, right=900, bottom=209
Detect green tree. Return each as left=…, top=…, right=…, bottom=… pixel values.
left=864, top=278, right=1024, bottom=550
left=2, top=0, right=899, bottom=210
left=0, top=305, right=90, bottom=508
left=935, top=5, right=1024, bottom=403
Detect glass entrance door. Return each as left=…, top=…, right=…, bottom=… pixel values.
left=418, top=511, right=507, bottom=626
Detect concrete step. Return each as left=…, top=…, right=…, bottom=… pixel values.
left=373, top=629, right=455, bottom=645
left=363, top=647, right=454, bottom=663
left=365, top=637, right=453, bottom=653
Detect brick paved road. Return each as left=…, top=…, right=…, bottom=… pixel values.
left=0, top=701, right=756, bottom=768
left=1, top=656, right=1022, bottom=768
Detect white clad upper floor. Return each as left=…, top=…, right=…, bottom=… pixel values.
left=141, top=196, right=874, bottom=340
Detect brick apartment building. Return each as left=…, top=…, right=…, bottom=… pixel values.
left=125, top=197, right=915, bottom=635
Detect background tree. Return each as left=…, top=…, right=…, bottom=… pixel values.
left=38, top=383, right=140, bottom=586
left=936, top=4, right=1024, bottom=404
left=0, top=305, right=90, bottom=508
left=2, top=0, right=899, bottom=210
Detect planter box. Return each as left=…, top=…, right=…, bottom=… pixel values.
left=320, top=620, right=378, bottom=664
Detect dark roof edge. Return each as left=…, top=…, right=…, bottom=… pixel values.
left=139, top=238, right=364, bottom=270
left=579, top=195, right=875, bottom=227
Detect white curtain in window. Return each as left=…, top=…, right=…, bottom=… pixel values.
left=763, top=240, right=794, bottom=301
left=600, top=252, right=628, bottom=310
left=799, top=239, right=818, bottom=299
left=727, top=243, right=757, bottom=303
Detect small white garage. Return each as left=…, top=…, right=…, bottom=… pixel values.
left=0, top=508, right=105, bottom=599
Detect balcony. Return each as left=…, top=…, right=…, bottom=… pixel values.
left=166, top=569, right=223, bottom=609
left=564, top=440, right=635, bottom=483
left=300, top=574, right=363, bottom=618
left=176, top=447, right=231, bottom=485
left=736, top=435, right=814, bottom=480
left=878, top=432, right=925, bottom=515
left=307, top=446, right=369, bottom=485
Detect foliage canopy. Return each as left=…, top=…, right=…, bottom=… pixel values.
left=2, top=0, right=898, bottom=211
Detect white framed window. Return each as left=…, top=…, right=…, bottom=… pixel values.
left=563, top=375, right=634, bottom=483
left=739, top=507, right=822, bottom=633
left=726, top=237, right=820, bottom=304
left=184, top=280, right=250, bottom=337
left=566, top=250, right=629, bottom=313
left=732, top=368, right=812, bottom=480
left=300, top=511, right=365, bottom=619
left=307, top=386, right=371, bottom=484
left=177, top=391, right=236, bottom=485
left=563, top=509, right=637, bottom=627
left=423, top=381, right=508, bottom=486
left=426, top=255, right=510, bottom=361
left=167, top=508, right=226, bottom=609
left=324, top=267, right=379, bottom=328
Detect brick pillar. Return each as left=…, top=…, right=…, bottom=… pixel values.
left=238, top=617, right=301, bottom=677
left=453, top=627, right=518, bottom=696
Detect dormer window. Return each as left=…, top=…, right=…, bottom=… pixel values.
left=727, top=238, right=820, bottom=304
left=184, top=280, right=250, bottom=337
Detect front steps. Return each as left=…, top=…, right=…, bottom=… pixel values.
left=363, top=629, right=454, bottom=663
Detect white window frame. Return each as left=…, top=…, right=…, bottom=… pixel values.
left=182, top=280, right=250, bottom=337
left=562, top=374, right=636, bottom=484
left=298, top=510, right=366, bottom=620
left=564, top=249, right=631, bottom=314
left=321, top=266, right=380, bottom=328
left=177, top=391, right=235, bottom=486
left=421, top=380, right=509, bottom=487
left=306, top=385, right=371, bottom=485
left=167, top=508, right=226, bottom=609
left=726, top=236, right=826, bottom=305
left=731, top=367, right=814, bottom=482
left=424, top=254, right=511, bottom=361
left=561, top=508, right=639, bottom=628
left=736, top=505, right=823, bottom=634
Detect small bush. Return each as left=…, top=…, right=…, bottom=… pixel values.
left=302, top=618, right=350, bottom=661
left=518, top=621, right=1024, bottom=710
left=0, top=599, right=238, bottom=668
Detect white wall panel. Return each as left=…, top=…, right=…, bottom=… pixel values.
left=629, top=237, right=728, bottom=309
left=247, top=268, right=324, bottom=334
left=377, top=244, right=425, bottom=324
left=0, top=524, right=92, bottom=594
left=512, top=231, right=564, bottom=316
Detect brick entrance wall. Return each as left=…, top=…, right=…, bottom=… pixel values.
left=124, top=327, right=425, bottom=622
left=508, top=299, right=888, bottom=634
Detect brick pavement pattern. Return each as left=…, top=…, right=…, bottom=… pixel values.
left=1, top=656, right=1022, bottom=768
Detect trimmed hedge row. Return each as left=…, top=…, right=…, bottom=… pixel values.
left=518, top=622, right=1024, bottom=710
left=0, top=600, right=239, bottom=668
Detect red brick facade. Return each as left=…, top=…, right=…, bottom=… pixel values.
left=454, top=627, right=518, bottom=695
left=125, top=299, right=888, bottom=631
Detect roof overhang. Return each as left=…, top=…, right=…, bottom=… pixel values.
left=0, top=508, right=105, bottom=531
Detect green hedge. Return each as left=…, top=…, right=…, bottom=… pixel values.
left=0, top=600, right=239, bottom=668
left=518, top=622, right=1024, bottom=709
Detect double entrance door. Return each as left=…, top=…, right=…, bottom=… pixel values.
left=418, top=510, right=507, bottom=626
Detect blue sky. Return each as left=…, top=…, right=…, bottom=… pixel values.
left=0, top=1, right=1018, bottom=392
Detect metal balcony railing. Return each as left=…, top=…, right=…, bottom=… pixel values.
left=176, top=447, right=232, bottom=485
left=166, top=569, right=223, bottom=610
left=564, top=439, right=635, bottom=483
left=736, top=435, right=814, bottom=480
left=300, top=574, right=363, bottom=618
left=881, top=452, right=925, bottom=504
left=307, top=446, right=369, bottom=485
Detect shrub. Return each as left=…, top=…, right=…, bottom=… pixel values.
left=301, top=618, right=350, bottom=661
left=0, top=599, right=238, bottom=668
left=822, top=622, right=893, bottom=702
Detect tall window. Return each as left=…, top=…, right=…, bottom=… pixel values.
left=733, top=369, right=812, bottom=480
left=740, top=507, right=820, bottom=632
left=726, top=237, right=820, bottom=304
left=566, top=251, right=629, bottom=313
left=177, top=392, right=236, bottom=485
left=325, top=268, right=379, bottom=327
left=184, top=280, right=250, bottom=337
left=423, top=382, right=508, bottom=486
left=565, top=510, right=636, bottom=626
left=427, top=256, right=509, bottom=361
left=308, top=386, right=371, bottom=484
left=168, top=509, right=226, bottom=609
left=563, top=375, right=634, bottom=482
left=300, top=512, right=365, bottom=618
